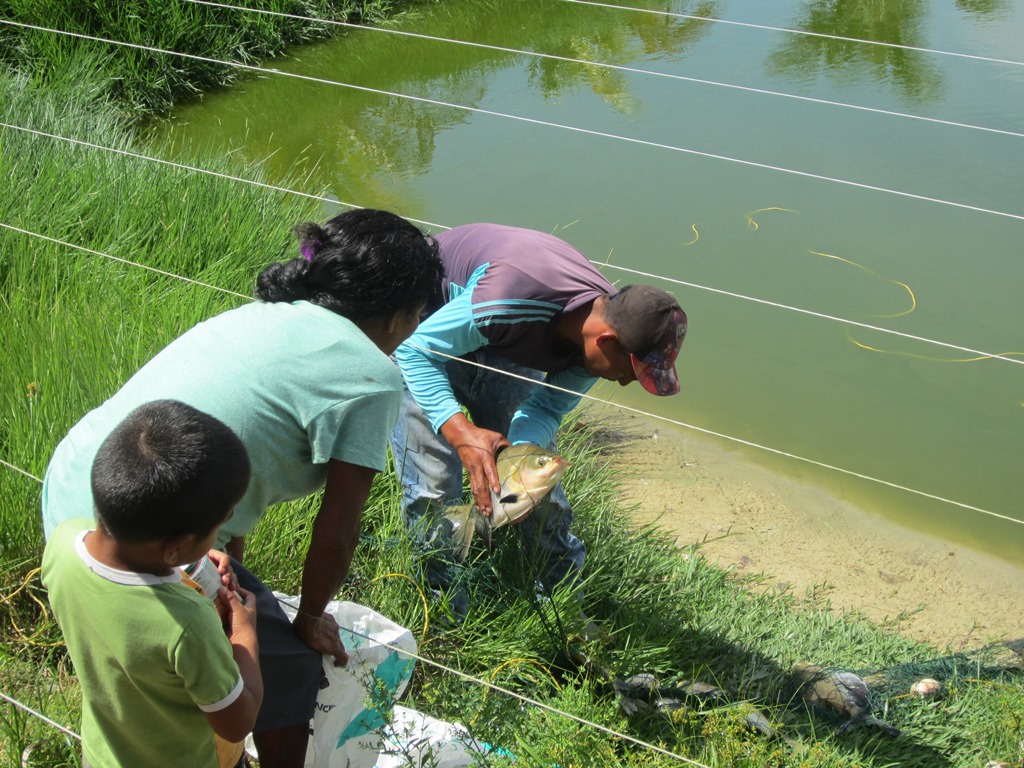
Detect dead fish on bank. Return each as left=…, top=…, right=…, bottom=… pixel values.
left=438, top=443, right=570, bottom=562
left=610, top=674, right=728, bottom=714
left=603, top=669, right=802, bottom=749
left=792, top=663, right=900, bottom=737
left=910, top=677, right=942, bottom=698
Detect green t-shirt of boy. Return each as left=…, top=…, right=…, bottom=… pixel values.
left=42, top=518, right=243, bottom=768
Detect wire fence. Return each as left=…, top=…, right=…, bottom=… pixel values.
left=2, top=0, right=1022, bottom=759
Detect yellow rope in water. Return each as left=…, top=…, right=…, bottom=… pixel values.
left=746, top=207, right=795, bottom=230
left=367, top=572, right=430, bottom=638
left=809, top=250, right=916, bottom=318
left=682, top=223, right=699, bottom=246
left=848, top=335, right=1024, bottom=364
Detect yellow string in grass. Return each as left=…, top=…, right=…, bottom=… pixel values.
left=470, top=657, right=561, bottom=726
left=1, top=567, right=63, bottom=648
left=367, top=572, right=430, bottom=638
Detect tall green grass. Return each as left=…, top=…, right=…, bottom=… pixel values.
left=0, top=0, right=404, bottom=115
left=3, top=28, right=1024, bottom=768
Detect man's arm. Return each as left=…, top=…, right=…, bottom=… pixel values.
left=394, top=289, right=487, bottom=434
left=507, top=367, right=598, bottom=447
left=397, top=284, right=509, bottom=511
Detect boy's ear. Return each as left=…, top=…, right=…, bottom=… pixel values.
left=162, top=533, right=198, bottom=567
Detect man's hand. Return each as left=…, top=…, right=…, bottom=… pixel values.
left=440, top=414, right=510, bottom=513
left=295, top=610, right=349, bottom=667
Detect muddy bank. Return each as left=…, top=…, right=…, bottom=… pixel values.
left=592, top=411, right=1024, bottom=651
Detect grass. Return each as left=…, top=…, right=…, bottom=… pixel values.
left=0, top=0, right=403, bottom=117
left=2, top=8, right=1024, bottom=768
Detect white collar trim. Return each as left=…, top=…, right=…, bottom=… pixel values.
left=74, top=529, right=183, bottom=587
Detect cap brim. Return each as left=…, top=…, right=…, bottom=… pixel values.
left=632, top=354, right=680, bottom=396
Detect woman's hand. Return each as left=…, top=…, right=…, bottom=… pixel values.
left=295, top=610, right=348, bottom=667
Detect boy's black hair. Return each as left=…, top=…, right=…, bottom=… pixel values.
left=91, top=400, right=251, bottom=543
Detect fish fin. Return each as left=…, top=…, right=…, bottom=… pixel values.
left=444, top=505, right=476, bottom=563
left=498, top=493, right=519, bottom=505
left=864, top=718, right=900, bottom=738
left=475, top=514, right=494, bottom=551
left=833, top=720, right=854, bottom=736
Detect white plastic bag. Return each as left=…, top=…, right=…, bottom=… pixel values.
left=376, top=706, right=487, bottom=768
left=249, top=596, right=489, bottom=768
left=275, top=595, right=418, bottom=768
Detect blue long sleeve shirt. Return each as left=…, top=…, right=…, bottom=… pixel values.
left=395, top=223, right=615, bottom=447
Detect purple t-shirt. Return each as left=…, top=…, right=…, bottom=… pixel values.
left=435, top=223, right=615, bottom=372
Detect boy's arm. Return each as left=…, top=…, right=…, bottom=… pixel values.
left=204, top=588, right=263, bottom=743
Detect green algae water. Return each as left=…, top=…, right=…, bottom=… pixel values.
left=152, top=0, right=1024, bottom=564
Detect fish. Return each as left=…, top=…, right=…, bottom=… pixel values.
left=608, top=674, right=726, bottom=715
left=910, top=677, right=942, bottom=698
left=792, top=663, right=900, bottom=737
left=440, top=443, right=570, bottom=562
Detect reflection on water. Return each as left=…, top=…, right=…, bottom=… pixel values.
left=955, top=0, right=1012, bottom=16
left=768, top=0, right=943, bottom=102
left=155, top=0, right=722, bottom=198
left=525, top=1, right=718, bottom=113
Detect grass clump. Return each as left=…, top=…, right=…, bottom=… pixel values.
left=0, top=0, right=406, bottom=116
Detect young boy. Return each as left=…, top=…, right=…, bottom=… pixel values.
left=42, top=399, right=264, bottom=768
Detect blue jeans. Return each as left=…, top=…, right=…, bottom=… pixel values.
left=389, top=349, right=585, bottom=609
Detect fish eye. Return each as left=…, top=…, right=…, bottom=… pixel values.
left=536, top=457, right=549, bottom=466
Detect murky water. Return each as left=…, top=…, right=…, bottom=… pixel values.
left=153, top=0, right=1024, bottom=564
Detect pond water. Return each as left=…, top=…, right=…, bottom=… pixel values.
left=153, top=0, right=1024, bottom=564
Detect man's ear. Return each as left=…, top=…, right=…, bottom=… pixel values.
left=595, top=330, right=619, bottom=350
left=162, top=533, right=197, bottom=567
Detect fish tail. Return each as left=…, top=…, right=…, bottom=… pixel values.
left=444, top=505, right=477, bottom=563
left=864, top=718, right=900, bottom=738
left=475, top=513, right=494, bottom=551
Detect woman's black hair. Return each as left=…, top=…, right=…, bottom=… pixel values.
left=91, top=400, right=251, bottom=543
left=255, top=208, right=443, bottom=322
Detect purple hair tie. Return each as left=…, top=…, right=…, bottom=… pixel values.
left=300, top=239, right=322, bottom=262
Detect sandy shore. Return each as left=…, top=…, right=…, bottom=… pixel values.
left=595, top=410, right=1024, bottom=651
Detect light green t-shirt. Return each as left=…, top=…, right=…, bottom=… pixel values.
left=41, top=518, right=242, bottom=768
left=42, top=300, right=403, bottom=547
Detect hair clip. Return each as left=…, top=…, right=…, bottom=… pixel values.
left=300, top=239, right=322, bottom=262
